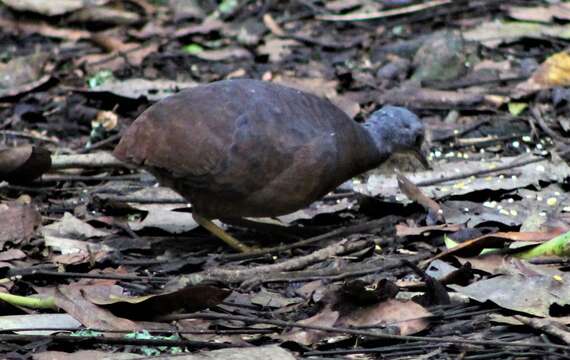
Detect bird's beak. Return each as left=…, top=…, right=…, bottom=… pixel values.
left=410, top=144, right=430, bottom=169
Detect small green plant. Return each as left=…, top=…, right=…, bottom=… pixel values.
left=87, top=70, right=114, bottom=88
left=182, top=44, right=204, bottom=55
left=125, top=330, right=184, bottom=356
left=218, top=0, right=238, bottom=15
left=71, top=329, right=104, bottom=337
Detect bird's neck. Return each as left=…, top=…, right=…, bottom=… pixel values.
left=339, top=124, right=391, bottom=178
left=360, top=124, right=392, bottom=165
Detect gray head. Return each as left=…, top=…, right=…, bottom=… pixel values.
left=363, top=105, right=427, bottom=164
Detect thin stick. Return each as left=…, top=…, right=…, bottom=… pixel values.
left=416, top=156, right=546, bottom=187
left=50, top=152, right=127, bottom=169
left=317, top=0, right=451, bottom=21
left=160, top=312, right=570, bottom=352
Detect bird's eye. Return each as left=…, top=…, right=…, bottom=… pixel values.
left=415, top=133, right=424, bottom=146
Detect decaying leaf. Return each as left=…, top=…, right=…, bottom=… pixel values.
left=88, top=78, right=197, bottom=101
left=450, top=259, right=570, bottom=317
left=0, top=52, right=52, bottom=99
left=0, top=202, right=41, bottom=249
left=42, top=213, right=113, bottom=265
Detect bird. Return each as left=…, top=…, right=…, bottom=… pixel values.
left=113, top=79, right=426, bottom=252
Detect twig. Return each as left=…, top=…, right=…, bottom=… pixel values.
left=77, top=133, right=123, bottom=154
left=416, top=155, right=547, bottom=187
left=51, top=152, right=127, bottom=169
left=181, top=239, right=373, bottom=286
left=531, top=107, right=570, bottom=144
left=160, top=312, right=570, bottom=352
left=317, top=0, right=452, bottom=21
left=245, top=254, right=429, bottom=286
left=6, top=269, right=168, bottom=283
left=0, top=130, right=58, bottom=144
left=0, top=326, right=272, bottom=335
left=220, top=218, right=390, bottom=261
left=514, top=315, right=570, bottom=345
left=0, top=333, right=235, bottom=349
left=39, top=174, right=143, bottom=183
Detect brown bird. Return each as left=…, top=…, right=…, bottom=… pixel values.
left=114, top=79, right=426, bottom=252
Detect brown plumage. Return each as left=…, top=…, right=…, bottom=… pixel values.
left=114, top=79, right=425, bottom=251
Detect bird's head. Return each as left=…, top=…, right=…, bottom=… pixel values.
left=363, top=105, right=428, bottom=167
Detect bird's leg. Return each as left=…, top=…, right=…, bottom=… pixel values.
left=192, top=213, right=252, bottom=253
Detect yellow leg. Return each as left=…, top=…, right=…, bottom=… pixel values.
left=193, top=213, right=252, bottom=253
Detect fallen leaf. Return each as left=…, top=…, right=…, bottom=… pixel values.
left=357, top=156, right=570, bottom=202
left=338, top=299, right=431, bottom=336
left=88, top=78, right=197, bottom=101
left=0, top=52, right=51, bottom=99
left=42, top=212, right=110, bottom=239
left=0, top=203, right=41, bottom=249
left=284, top=306, right=340, bottom=345
left=0, top=313, right=81, bottom=335
left=464, top=20, right=570, bottom=47
left=1, top=0, right=107, bottom=16
left=450, top=259, right=570, bottom=317
left=128, top=204, right=198, bottom=234
left=516, top=52, right=570, bottom=96
left=508, top=3, right=570, bottom=23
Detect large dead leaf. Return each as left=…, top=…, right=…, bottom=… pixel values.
left=284, top=306, right=340, bottom=345
left=356, top=156, right=570, bottom=202
left=338, top=299, right=431, bottom=335
left=508, top=3, right=570, bottom=22
left=83, top=283, right=230, bottom=319
left=464, top=20, right=570, bottom=47
left=0, top=314, right=81, bottom=335
left=450, top=259, right=570, bottom=317
left=33, top=346, right=295, bottom=360
left=38, top=284, right=140, bottom=331
left=285, top=299, right=431, bottom=345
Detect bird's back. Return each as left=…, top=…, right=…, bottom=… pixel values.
left=114, top=79, right=378, bottom=217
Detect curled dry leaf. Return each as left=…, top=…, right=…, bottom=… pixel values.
left=0, top=145, right=52, bottom=184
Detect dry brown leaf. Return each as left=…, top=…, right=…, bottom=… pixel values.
left=0, top=203, right=41, bottom=249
